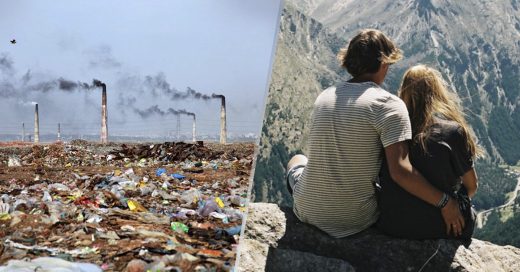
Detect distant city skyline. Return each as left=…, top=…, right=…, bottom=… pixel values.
left=0, top=0, right=282, bottom=140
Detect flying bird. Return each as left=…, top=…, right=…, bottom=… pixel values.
left=10, top=39, right=16, bottom=44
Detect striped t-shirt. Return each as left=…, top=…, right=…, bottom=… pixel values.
left=293, top=81, right=412, bottom=238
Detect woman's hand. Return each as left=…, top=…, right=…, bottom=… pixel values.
left=441, top=197, right=465, bottom=236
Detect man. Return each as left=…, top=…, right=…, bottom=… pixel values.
left=287, top=29, right=465, bottom=238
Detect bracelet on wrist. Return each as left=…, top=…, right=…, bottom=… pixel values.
left=437, top=193, right=450, bottom=209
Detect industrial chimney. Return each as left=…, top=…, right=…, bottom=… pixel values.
left=192, top=114, right=196, bottom=142
left=99, top=82, right=108, bottom=144
left=219, top=95, right=227, bottom=144
left=57, top=123, right=61, bottom=142
left=22, top=123, right=25, bottom=142
left=176, top=115, right=181, bottom=140
left=34, top=103, right=40, bottom=143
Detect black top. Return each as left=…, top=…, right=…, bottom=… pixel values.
left=376, top=118, right=475, bottom=239
left=407, top=118, right=473, bottom=192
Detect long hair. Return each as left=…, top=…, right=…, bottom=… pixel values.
left=398, top=65, right=480, bottom=158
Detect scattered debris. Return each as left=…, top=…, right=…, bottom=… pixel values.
left=0, top=141, right=253, bottom=271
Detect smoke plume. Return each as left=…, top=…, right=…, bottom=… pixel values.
left=134, top=105, right=195, bottom=118
left=142, top=73, right=223, bottom=100
left=0, top=53, right=15, bottom=76
left=27, top=78, right=105, bottom=92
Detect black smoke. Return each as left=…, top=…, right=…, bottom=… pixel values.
left=27, top=78, right=104, bottom=93
left=134, top=105, right=195, bottom=118
left=0, top=53, right=14, bottom=75
left=142, top=73, right=222, bottom=100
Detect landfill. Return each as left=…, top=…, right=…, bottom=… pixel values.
left=0, top=140, right=253, bottom=271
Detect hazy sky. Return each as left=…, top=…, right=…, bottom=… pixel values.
left=0, top=0, right=282, bottom=139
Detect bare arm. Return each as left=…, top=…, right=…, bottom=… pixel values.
left=384, top=141, right=465, bottom=236
left=461, top=168, right=478, bottom=198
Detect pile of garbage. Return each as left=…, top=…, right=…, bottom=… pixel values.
left=109, top=142, right=221, bottom=163
left=0, top=141, right=254, bottom=271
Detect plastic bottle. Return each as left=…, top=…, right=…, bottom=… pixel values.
left=180, top=189, right=201, bottom=204
left=198, top=199, right=220, bottom=217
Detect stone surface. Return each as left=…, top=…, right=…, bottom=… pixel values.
left=266, top=249, right=355, bottom=272
left=244, top=203, right=287, bottom=247
left=239, top=203, right=520, bottom=272
left=238, top=239, right=269, bottom=272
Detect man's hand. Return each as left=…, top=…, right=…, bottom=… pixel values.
left=385, top=141, right=466, bottom=236
left=441, top=197, right=465, bottom=236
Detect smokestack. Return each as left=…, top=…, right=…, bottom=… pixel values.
left=57, top=123, right=61, bottom=141
left=100, top=83, right=108, bottom=144
left=34, top=103, right=40, bottom=143
left=219, top=96, right=227, bottom=144
left=22, top=123, right=25, bottom=142
left=192, top=114, right=196, bottom=142
left=176, top=115, right=181, bottom=140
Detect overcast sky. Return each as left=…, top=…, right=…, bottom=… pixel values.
left=0, top=0, right=282, bottom=140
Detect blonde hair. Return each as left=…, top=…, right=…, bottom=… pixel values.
left=337, top=29, right=403, bottom=77
left=398, top=65, right=480, bottom=158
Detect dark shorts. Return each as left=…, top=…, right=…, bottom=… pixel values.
left=286, top=163, right=306, bottom=195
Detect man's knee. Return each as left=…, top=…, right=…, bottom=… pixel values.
left=286, top=154, right=308, bottom=195
left=287, top=154, right=308, bottom=171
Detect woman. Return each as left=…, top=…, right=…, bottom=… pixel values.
left=376, top=64, right=480, bottom=240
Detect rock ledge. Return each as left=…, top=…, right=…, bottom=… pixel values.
left=239, top=203, right=520, bottom=272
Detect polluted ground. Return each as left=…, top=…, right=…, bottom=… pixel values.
left=0, top=140, right=254, bottom=271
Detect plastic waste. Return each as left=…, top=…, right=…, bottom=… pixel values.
left=48, top=183, right=69, bottom=191
left=42, top=191, right=53, bottom=202
left=172, top=208, right=197, bottom=219
left=138, top=158, right=147, bottom=167
left=7, top=156, right=22, bottom=167
left=171, top=173, right=185, bottom=179
left=110, top=188, right=128, bottom=208
left=0, top=201, right=11, bottom=221
left=223, top=208, right=243, bottom=222
left=171, top=222, right=189, bottom=233
left=162, top=181, right=171, bottom=190
left=127, top=199, right=148, bottom=212
left=180, top=189, right=201, bottom=204
left=198, top=199, right=220, bottom=217
left=155, top=168, right=167, bottom=176
left=209, top=212, right=229, bottom=223
left=224, top=225, right=241, bottom=235
left=215, top=197, right=225, bottom=208
left=124, top=168, right=134, bottom=176
left=140, top=185, right=155, bottom=196
left=0, top=201, right=9, bottom=216
left=85, top=213, right=103, bottom=223
left=0, top=257, right=103, bottom=272
left=0, top=194, right=9, bottom=204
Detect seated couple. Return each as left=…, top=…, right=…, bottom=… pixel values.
left=286, top=29, right=480, bottom=240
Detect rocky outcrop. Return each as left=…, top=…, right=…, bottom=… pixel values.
left=239, top=203, right=520, bottom=272
left=238, top=203, right=286, bottom=272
